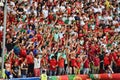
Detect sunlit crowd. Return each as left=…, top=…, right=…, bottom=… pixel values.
left=0, top=0, right=120, bottom=79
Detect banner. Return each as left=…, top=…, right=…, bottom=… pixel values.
left=5, top=74, right=120, bottom=80
left=50, top=74, right=120, bottom=80
left=90, top=73, right=120, bottom=80
left=50, top=75, right=89, bottom=80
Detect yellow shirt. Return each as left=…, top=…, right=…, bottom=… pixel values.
left=105, top=0, right=110, bottom=9
left=2, top=69, right=7, bottom=78
left=41, top=74, right=47, bottom=80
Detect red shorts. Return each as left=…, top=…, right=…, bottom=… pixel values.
left=34, top=68, right=40, bottom=77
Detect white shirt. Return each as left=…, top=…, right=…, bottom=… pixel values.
left=53, top=7, right=59, bottom=13
left=93, top=7, right=99, bottom=13
left=80, top=40, right=84, bottom=45
left=59, top=32, right=64, bottom=39
left=0, top=26, right=3, bottom=31
left=10, top=1, right=15, bottom=7
left=33, top=10, right=37, bottom=16
left=34, top=58, right=41, bottom=69
left=80, top=20, right=85, bottom=26
left=92, top=0, right=95, bottom=2
left=69, top=16, right=75, bottom=24
left=98, top=7, right=102, bottom=13
left=114, top=26, right=120, bottom=32
left=60, top=6, right=66, bottom=12
left=42, top=9, right=48, bottom=18
left=50, top=0, right=53, bottom=2
left=113, top=20, right=118, bottom=25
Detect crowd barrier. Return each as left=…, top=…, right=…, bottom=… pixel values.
left=3, top=73, right=120, bottom=80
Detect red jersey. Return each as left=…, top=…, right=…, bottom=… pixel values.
left=26, top=54, right=34, bottom=64
left=20, top=49, right=27, bottom=57
left=109, top=53, right=113, bottom=62
left=57, top=20, right=64, bottom=25
left=104, top=56, right=110, bottom=66
left=36, top=33, right=42, bottom=41
left=49, top=59, right=57, bottom=71
left=71, top=58, right=77, bottom=67
left=90, top=45, right=96, bottom=54
left=76, top=58, right=81, bottom=68
left=76, top=47, right=81, bottom=54
left=84, top=59, right=90, bottom=68
left=112, top=52, right=117, bottom=61
left=78, top=33, right=84, bottom=38
left=58, top=58, right=65, bottom=68
left=67, top=7, right=71, bottom=14
left=48, top=14, right=54, bottom=21
left=41, top=57, right=48, bottom=69
left=83, top=24, right=88, bottom=31
left=0, top=31, right=2, bottom=41
left=93, top=57, right=100, bottom=66
left=116, top=59, right=120, bottom=67
left=104, top=28, right=111, bottom=33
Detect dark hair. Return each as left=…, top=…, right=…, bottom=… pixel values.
left=42, top=70, right=46, bottom=73
left=41, top=46, right=45, bottom=50
left=52, top=56, right=55, bottom=59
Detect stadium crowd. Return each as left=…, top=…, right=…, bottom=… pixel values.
left=0, top=0, right=120, bottom=79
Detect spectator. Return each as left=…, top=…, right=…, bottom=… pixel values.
left=5, top=59, right=13, bottom=79
left=104, top=53, right=113, bottom=73
left=41, top=70, right=47, bottom=80
left=70, top=52, right=77, bottom=74
left=12, top=61, right=20, bottom=78
left=20, top=59, right=28, bottom=78
left=49, top=56, right=57, bottom=76
left=41, top=54, right=49, bottom=75
left=75, top=55, right=82, bottom=75
left=93, top=55, right=100, bottom=74
left=83, top=56, right=90, bottom=74
left=58, top=55, right=65, bottom=75
left=116, top=56, right=120, bottom=73
left=26, top=51, right=34, bottom=77
left=34, top=54, right=41, bottom=77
